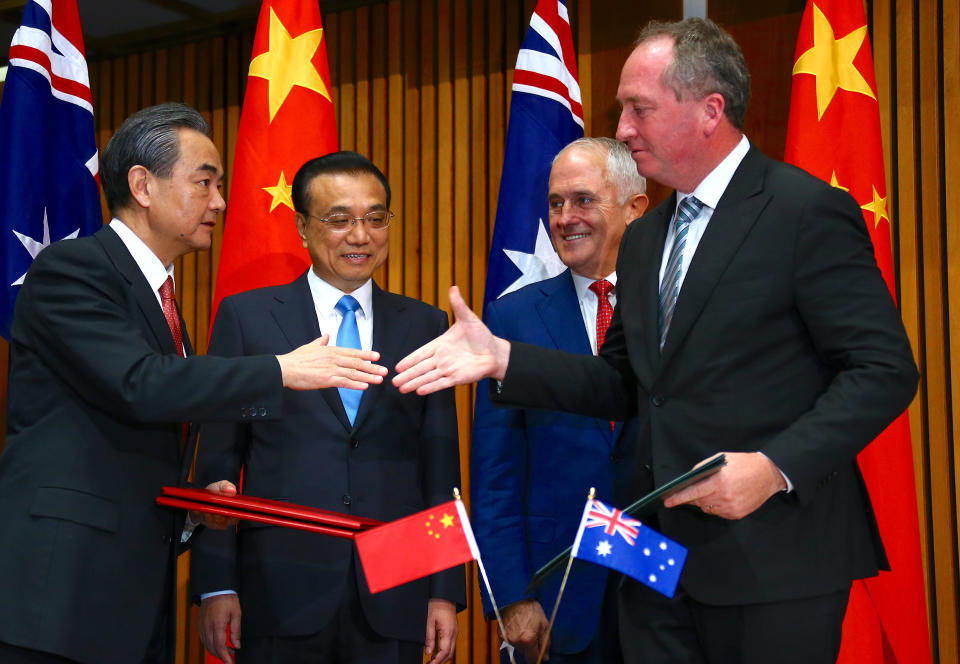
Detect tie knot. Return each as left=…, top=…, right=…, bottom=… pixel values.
left=675, top=196, right=704, bottom=226
left=159, top=276, right=175, bottom=301
left=589, top=279, right=614, bottom=299
left=335, top=295, right=361, bottom=315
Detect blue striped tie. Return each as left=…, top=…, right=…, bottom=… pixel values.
left=658, top=196, right=703, bottom=350
left=335, top=295, right=363, bottom=424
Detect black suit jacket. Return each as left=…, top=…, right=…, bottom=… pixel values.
left=0, top=226, right=283, bottom=664
left=497, top=147, right=918, bottom=604
left=190, top=272, right=465, bottom=642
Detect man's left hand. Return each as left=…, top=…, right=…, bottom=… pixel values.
left=663, top=452, right=787, bottom=520
left=424, top=598, right=458, bottom=664
left=189, top=480, right=240, bottom=530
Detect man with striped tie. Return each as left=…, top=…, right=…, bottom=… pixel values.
left=192, top=151, right=464, bottom=664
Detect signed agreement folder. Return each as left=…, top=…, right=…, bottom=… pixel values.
left=156, top=486, right=382, bottom=539
left=527, top=454, right=726, bottom=591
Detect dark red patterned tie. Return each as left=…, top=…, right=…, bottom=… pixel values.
left=589, top=279, right=616, bottom=432
left=159, top=276, right=188, bottom=448
left=159, top=276, right=185, bottom=358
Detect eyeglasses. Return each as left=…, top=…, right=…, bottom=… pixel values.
left=309, top=210, right=395, bottom=232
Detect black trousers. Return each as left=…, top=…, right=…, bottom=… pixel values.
left=618, top=577, right=850, bottom=664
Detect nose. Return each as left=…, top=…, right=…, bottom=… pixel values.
left=345, top=218, right=371, bottom=243
left=211, top=187, right=226, bottom=212
left=615, top=109, right=634, bottom=142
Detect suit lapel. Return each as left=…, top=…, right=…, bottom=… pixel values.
left=659, top=148, right=772, bottom=365
left=95, top=226, right=180, bottom=356
left=272, top=272, right=354, bottom=431
left=631, top=201, right=672, bottom=380
left=351, top=284, right=405, bottom=430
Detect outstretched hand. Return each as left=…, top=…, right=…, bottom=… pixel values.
left=277, top=334, right=388, bottom=391
left=393, top=286, right=511, bottom=395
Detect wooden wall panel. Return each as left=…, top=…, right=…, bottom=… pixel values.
left=1, top=0, right=958, bottom=662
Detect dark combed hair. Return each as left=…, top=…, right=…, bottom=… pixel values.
left=636, top=17, right=750, bottom=129
left=100, top=102, right=211, bottom=214
left=291, top=151, right=391, bottom=215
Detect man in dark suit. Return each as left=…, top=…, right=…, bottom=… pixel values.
left=191, top=151, right=465, bottom=664
left=394, top=18, right=918, bottom=664
left=0, top=104, right=387, bottom=664
left=471, top=137, right=647, bottom=663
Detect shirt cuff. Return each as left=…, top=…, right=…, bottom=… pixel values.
left=758, top=451, right=793, bottom=493
left=200, top=590, right=238, bottom=600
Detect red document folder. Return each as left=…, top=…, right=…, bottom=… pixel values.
left=156, top=486, right=382, bottom=540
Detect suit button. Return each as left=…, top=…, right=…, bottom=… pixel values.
left=162, top=534, right=172, bottom=545
left=350, top=438, right=359, bottom=449
left=342, top=494, right=352, bottom=506
left=651, top=395, right=664, bottom=407
left=259, top=407, right=267, bottom=417
left=240, top=407, right=248, bottom=417
left=249, top=406, right=257, bottom=417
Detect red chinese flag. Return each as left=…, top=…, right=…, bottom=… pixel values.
left=355, top=500, right=478, bottom=594
left=785, top=2, right=931, bottom=662
left=210, top=0, right=338, bottom=325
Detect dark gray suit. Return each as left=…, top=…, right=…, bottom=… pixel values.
left=0, top=225, right=283, bottom=664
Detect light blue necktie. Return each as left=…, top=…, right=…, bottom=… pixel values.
left=335, top=295, right=363, bottom=424
left=658, top=196, right=704, bottom=350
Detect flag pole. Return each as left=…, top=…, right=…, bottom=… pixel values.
left=454, top=488, right=516, bottom=664
left=534, top=487, right=594, bottom=664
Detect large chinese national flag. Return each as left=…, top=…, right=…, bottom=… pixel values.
left=210, top=0, right=338, bottom=325
left=785, top=2, right=931, bottom=662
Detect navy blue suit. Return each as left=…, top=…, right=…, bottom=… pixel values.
left=471, top=269, right=634, bottom=657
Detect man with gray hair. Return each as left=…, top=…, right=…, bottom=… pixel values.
left=471, top=137, right=647, bottom=663
left=0, top=102, right=386, bottom=664
left=394, top=17, right=917, bottom=663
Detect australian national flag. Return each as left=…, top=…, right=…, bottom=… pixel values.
left=483, top=0, right=584, bottom=311
left=0, top=0, right=101, bottom=339
left=572, top=498, right=688, bottom=598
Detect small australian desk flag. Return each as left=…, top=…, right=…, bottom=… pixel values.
left=572, top=498, right=688, bottom=598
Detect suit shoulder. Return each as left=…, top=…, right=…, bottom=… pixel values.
left=378, top=290, right=447, bottom=321
left=22, top=233, right=114, bottom=289
left=219, top=280, right=299, bottom=309
left=485, top=270, right=568, bottom=315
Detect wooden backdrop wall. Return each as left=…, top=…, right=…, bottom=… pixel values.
left=0, top=0, right=957, bottom=662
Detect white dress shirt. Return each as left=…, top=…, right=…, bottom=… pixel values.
left=306, top=269, right=374, bottom=349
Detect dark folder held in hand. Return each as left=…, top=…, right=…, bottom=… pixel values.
left=156, top=486, right=382, bottom=539
left=526, top=454, right=726, bottom=592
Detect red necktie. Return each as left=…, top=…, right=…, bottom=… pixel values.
left=159, top=276, right=185, bottom=358
left=159, top=276, right=188, bottom=448
left=589, top=279, right=616, bottom=432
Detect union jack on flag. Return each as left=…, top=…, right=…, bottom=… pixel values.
left=482, top=0, right=584, bottom=311
left=0, top=0, right=101, bottom=339
left=583, top=499, right=641, bottom=545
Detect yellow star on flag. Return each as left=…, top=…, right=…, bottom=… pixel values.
left=792, top=3, right=876, bottom=120
left=263, top=171, right=294, bottom=212
left=248, top=7, right=332, bottom=122
left=829, top=171, right=849, bottom=193
left=440, top=513, right=455, bottom=528
left=860, top=185, right=889, bottom=228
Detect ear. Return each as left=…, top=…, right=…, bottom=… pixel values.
left=624, top=193, right=650, bottom=225
left=294, top=213, right=309, bottom=247
left=127, top=165, right=151, bottom=208
left=701, top=92, right=726, bottom=136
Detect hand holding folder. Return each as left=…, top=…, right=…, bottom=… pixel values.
left=526, top=454, right=726, bottom=592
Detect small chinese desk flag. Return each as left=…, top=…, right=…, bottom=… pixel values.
left=571, top=498, right=687, bottom=598
left=356, top=498, right=479, bottom=594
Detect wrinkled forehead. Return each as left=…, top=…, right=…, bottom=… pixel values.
left=306, top=171, right=388, bottom=213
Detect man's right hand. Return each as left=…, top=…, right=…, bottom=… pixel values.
left=277, top=334, right=388, bottom=390
left=501, top=598, right=551, bottom=662
left=199, top=594, right=242, bottom=664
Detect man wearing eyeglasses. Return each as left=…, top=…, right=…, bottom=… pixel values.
left=190, top=151, right=465, bottom=664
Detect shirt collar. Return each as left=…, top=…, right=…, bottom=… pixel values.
left=678, top=134, right=750, bottom=211
left=306, top=268, right=374, bottom=318
left=109, top=218, right=174, bottom=295
left=571, top=269, right=618, bottom=302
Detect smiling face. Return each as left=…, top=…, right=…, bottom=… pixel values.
left=295, top=171, right=390, bottom=293
left=547, top=146, right=645, bottom=279
left=140, top=128, right=225, bottom=265
left=615, top=37, right=708, bottom=192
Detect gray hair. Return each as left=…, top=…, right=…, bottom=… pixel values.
left=636, top=17, right=750, bottom=129
left=554, top=137, right=647, bottom=204
left=100, top=102, right=211, bottom=214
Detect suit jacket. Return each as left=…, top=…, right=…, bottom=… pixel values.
left=190, top=271, right=465, bottom=643
left=472, top=270, right=636, bottom=654
left=496, top=147, right=919, bottom=605
left=0, top=226, right=283, bottom=664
